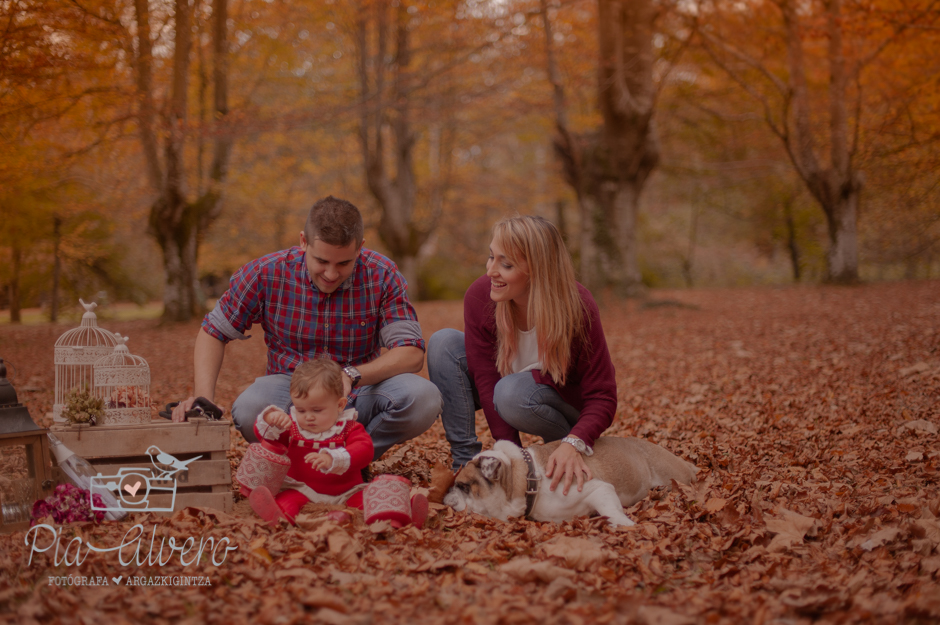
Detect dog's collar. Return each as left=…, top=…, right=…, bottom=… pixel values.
left=521, top=448, right=539, bottom=519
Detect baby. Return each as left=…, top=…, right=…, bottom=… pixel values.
left=247, top=358, right=373, bottom=525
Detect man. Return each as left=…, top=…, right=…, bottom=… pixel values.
left=172, top=196, right=441, bottom=460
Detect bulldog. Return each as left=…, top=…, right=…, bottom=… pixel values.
left=443, top=437, right=697, bottom=527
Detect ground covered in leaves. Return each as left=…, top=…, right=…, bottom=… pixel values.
left=1, top=280, right=939, bottom=624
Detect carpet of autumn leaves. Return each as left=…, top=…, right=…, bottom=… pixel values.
left=1, top=280, right=939, bottom=625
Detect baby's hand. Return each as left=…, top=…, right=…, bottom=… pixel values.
left=305, top=451, right=333, bottom=471
left=264, top=408, right=291, bottom=430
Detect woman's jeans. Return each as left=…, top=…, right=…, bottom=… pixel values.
left=231, top=372, right=441, bottom=461
left=427, top=328, right=579, bottom=470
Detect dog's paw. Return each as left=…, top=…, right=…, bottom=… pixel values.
left=608, top=516, right=636, bottom=528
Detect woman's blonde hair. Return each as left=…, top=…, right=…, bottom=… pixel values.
left=492, top=215, right=586, bottom=385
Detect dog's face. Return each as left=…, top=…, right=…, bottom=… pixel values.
left=443, top=450, right=520, bottom=521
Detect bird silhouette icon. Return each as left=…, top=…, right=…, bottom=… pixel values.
left=146, top=446, right=202, bottom=478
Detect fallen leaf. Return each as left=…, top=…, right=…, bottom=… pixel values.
left=899, top=420, right=938, bottom=435
left=856, top=527, right=903, bottom=551
left=900, top=362, right=931, bottom=377
left=914, top=518, right=940, bottom=546
left=766, top=509, right=818, bottom=552
left=779, top=588, right=849, bottom=614
left=541, top=536, right=609, bottom=570
left=544, top=577, right=578, bottom=601
left=413, top=559, right=467, bottom=572
left=636, top=605, right=696, bottom=625
left=328, top=530, right=362, bottom=568
left=315, top=607, right=365, bottom=625
left=300, top=589, right=347, bottom=612
left=705, top=497, right=726, bottom=513
left=499, top=557, right=576, bottom=583
left=428, top=461, right=456, bottom=504
left=275, top=568, right=317, bottom=581
left=921, top=556, right=940, bottom=575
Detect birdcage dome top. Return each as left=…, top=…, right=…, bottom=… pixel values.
left=54, top=300, right=120, bottom=348
left=95, top=334, right=149, bottom=368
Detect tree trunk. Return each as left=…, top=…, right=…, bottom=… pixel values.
left=50, top=214, right=61, bottom=322
left=611, top=180, right=644, bottom=293
left=135, top=0, right=232, bottom=321
left=591, top=0, right=660, bottom=295
left=9, top=246, right=21, bottom=324
left=577, top=196, right=600, bottom=289
left=781, top=0, right=860, bottom=284
left=356, top=1, right=435, bottom=298
left=682, top=200, right=699, bottom=288
left=782, top=198, right=801, bottom=282
left=824, top=187, right=860, bottom=283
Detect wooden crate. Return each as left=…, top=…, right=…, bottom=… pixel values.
left=50, top=418, right=233, bottom=515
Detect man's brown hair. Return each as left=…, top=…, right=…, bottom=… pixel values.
left=290, top=358, right=345, bottom=400
left=304, top=196, right=364, bottom=247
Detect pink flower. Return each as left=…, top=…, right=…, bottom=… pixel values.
left=30, top=484, right=105, bottom=525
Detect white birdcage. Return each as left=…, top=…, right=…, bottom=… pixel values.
left=94, top=333, right=152, bottom=426
left=53, top=300, right=120, bottom=424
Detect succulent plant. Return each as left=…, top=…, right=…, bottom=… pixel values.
left=62, top=387, right=105, bottom=426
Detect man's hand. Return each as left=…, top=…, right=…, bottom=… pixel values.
left=264, top=408, right=291, bottom=430
left=171, top=397, right=196, bottom=423
left=544, top=439, right=593, bottom=496
left=341, top=372, right=353, bottom=398
left=305, top=451, right=333, bottom=471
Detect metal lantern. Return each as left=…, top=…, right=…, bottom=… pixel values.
left=0, top=359, right=54, bottom=534
left=94, top=333, right=152, bottom=426
left=53, top=300, right=119, bottom=424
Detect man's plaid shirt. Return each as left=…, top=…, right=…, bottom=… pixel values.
left=202, top=246, right=425, bottom=382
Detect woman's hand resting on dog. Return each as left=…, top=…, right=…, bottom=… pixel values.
left=545, top=440, right=593, bottom=495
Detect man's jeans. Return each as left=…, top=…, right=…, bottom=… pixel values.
left=232, top=372, right=442, bottom=461
left=427, top=328, right=578, bottom=470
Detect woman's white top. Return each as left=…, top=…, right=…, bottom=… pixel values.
left=510, top=327, right=542, bottom=374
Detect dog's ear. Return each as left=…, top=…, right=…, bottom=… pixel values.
left=478, top=456, right=502, bottom=483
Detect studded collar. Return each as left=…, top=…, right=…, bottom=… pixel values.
left=521, top=448, right=539, bottom=519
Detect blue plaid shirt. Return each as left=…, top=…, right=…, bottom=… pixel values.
left=202, top=246, right=424, bottom=382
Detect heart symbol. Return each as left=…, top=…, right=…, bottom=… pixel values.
left=112, top=576, right=123, bottom=585
left=124, top=481, right=142, bottom=497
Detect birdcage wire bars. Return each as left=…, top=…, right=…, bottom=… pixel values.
left=94, top=334, right=152, bottom=426
left=53, top=300, right=120, bottom=424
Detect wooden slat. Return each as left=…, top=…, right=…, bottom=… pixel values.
left=146, top=491, right=233, bottom=515
left=47, top=420, right=234, bottom=516
left=87, top=459, right=231, bottom=488
left=51, top=419, right=230, bottom=457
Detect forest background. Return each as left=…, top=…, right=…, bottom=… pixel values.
left=2, top=0, right=939, bottom=322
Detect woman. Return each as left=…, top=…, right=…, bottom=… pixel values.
left=428, top=215, right=617, bottom=495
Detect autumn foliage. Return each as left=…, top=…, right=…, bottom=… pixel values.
left=3, top=0, right=940, bottom=320
left=1, top=281, right=939, bottom=622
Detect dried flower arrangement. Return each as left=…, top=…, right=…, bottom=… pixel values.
left=106, top=385, right=151, bottom=409
left=31, top=483, right=105, bottom=525
left=61, top=387, right=105, bottom=426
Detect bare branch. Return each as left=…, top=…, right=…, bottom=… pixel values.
left=698, top=28, right=789, bottom=97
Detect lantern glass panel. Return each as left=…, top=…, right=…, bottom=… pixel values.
left=0, top=434, right=51, bottom=533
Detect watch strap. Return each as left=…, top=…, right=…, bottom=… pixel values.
left=342, top=365, right=362, bottom=388
left=561, top=436, right=593, bottom=456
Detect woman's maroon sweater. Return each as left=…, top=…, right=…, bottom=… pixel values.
left=463, top=275, right=618, bottom=449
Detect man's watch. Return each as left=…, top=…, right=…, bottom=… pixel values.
left=342, top=365, right=362, bottom=389
left=561, top=436, right=593, bottom=456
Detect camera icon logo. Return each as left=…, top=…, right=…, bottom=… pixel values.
left=89, top=446, right=202, bottom=513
